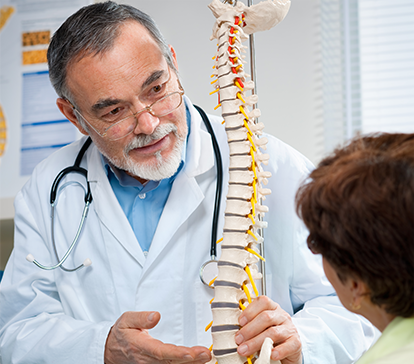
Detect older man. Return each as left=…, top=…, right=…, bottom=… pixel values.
left=0, top=2, right=376, bottom=364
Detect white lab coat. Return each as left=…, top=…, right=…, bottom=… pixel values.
left=0, top=97, right=377, bottom=364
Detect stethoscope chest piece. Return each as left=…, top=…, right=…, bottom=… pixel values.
left=200, top=259, right=219, bottom=289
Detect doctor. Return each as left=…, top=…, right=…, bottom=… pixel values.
left=0, top=2, right=376, bottom=364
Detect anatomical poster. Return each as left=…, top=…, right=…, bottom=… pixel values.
left=0, top=0, right=92, bottom=206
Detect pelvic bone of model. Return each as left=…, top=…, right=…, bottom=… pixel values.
left=206, top=1, right=290, bottom=364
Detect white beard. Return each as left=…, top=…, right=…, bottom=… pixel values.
left=107, top=123, right=186, bottom=181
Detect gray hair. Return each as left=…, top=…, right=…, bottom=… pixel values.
left=47, top=1, right=176, bottom=106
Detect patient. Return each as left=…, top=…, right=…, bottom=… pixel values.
left=295, top=133, right=414, bottom=364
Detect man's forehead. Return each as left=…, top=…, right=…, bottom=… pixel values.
left=90, top=68, right=169, bottom=112
left=117, top=20, right=161, bottom=51
left=65, top=24, right=168, bottom=107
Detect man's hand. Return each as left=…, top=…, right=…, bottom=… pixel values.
left=235, top=296, right=302, bottom=364
left=104, top=311, right=212, bottom=364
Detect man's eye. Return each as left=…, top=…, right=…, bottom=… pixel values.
left=109, top=107, right=121, bottom=115
left=153, top=85, right=162, bottom=93
left=102, top=107, right=127, bottom=122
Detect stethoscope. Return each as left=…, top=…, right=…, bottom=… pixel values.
left=26, top=137, right=93, bottom=271
left=194, top=105, right=223, bottom=289
left=26, top=106, right=223, bottom=286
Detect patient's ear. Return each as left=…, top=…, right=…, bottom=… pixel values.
left=56, top=98, right=88, bottom=136
left=349, top=278, right=369, bottom=311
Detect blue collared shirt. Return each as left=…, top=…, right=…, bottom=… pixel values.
left=103, top=103, right=191, bottom=255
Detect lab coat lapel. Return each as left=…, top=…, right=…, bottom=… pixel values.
left=144, top=172, right=203, bottom=270
left=143, top=98, right=215, bottom=271
left=87, top=146, right=146, bottom=267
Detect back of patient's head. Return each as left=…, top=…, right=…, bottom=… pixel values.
left=296, top=132, right=414, bottom=318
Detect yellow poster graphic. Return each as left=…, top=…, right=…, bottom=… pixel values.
left=0, top=106, right=6, bottom=156
left=0, top=6, right=14, bottom=30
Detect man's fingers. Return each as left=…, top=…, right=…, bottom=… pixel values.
left=105, top=311, right=212, bottom=364
left=236, top=307, right=289, bottom=343
left=239, top=296, right=279, bottom=327
left=106, top=327, right=211, bottom=364
left=183, top=346, right=212, bottom=363
left=237, top=328, right=278, bottom=357
left=144, top=337, right=211, bottom=363
left=170, top=346, right=211, bottom=364
left=272, top=339, right=302, bottom=364
left=234, top=296, right=302, bottom=363
left=237, top=326, right=301, bottom=360
left=118, top=311, right=161, bottom=330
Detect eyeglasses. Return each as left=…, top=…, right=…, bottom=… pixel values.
left=68, top=68, right=185, bottom=141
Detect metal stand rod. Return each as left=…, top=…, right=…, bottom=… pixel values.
left=247, top=0, right=266, bottom=297
left=249, top=36, right=258, bottom=108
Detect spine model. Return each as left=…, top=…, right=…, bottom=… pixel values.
left=206, top=1, right=290, bottom=364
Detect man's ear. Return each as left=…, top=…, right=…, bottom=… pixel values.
left=56, top=98, right=89, bottom=136
left=169, top=45, right=179, bottom=71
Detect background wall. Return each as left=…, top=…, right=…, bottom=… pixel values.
left=123, top=0, right=322, bottom=164
left=0, top=0, right=321, bottom=270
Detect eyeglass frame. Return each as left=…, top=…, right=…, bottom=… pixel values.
left=65, top=68, right=185, bottom=141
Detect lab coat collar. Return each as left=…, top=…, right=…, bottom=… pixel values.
left=85, top=96, right=216, bottom=270
left=87, top=145, right=147, bottom=268
left=182, top=95, right=215, bottom=178
left=142, top=169, right=205, bottom=274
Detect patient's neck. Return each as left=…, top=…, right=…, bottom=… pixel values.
left=360, top=301, right=396, bottom=332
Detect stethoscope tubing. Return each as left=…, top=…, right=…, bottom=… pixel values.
left=194, top=105, right=223, bottom=261
left=29, top=201, right=90, bottom=270
left=50, top=201, right=91, bottom=271
left=28, top=108, right=223, bottom=276
left=27, top=137, right=93, bottom=272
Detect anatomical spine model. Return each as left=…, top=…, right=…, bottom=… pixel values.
left=206, top=1, right=290, bottom=364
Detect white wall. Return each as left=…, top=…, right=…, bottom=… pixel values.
left=121, top=0, right=322, bottom=165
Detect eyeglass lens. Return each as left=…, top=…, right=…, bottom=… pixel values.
left=103, top=91, right=183, bottom=140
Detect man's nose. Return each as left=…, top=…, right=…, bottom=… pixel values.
left=133, top=109, right=160, bottom=135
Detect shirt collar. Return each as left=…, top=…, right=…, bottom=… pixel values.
left=101, top=100, right=192, bottom=189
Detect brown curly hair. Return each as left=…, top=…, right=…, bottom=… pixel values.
left=296, top=133, right=414, bottom=318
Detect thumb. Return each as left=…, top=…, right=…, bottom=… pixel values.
left=144, top=311, right=161, bottom=329
left=120, top=311, right=161, bottom=330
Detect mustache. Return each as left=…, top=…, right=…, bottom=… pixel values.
left=124, top=123, right=178, bottom=153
